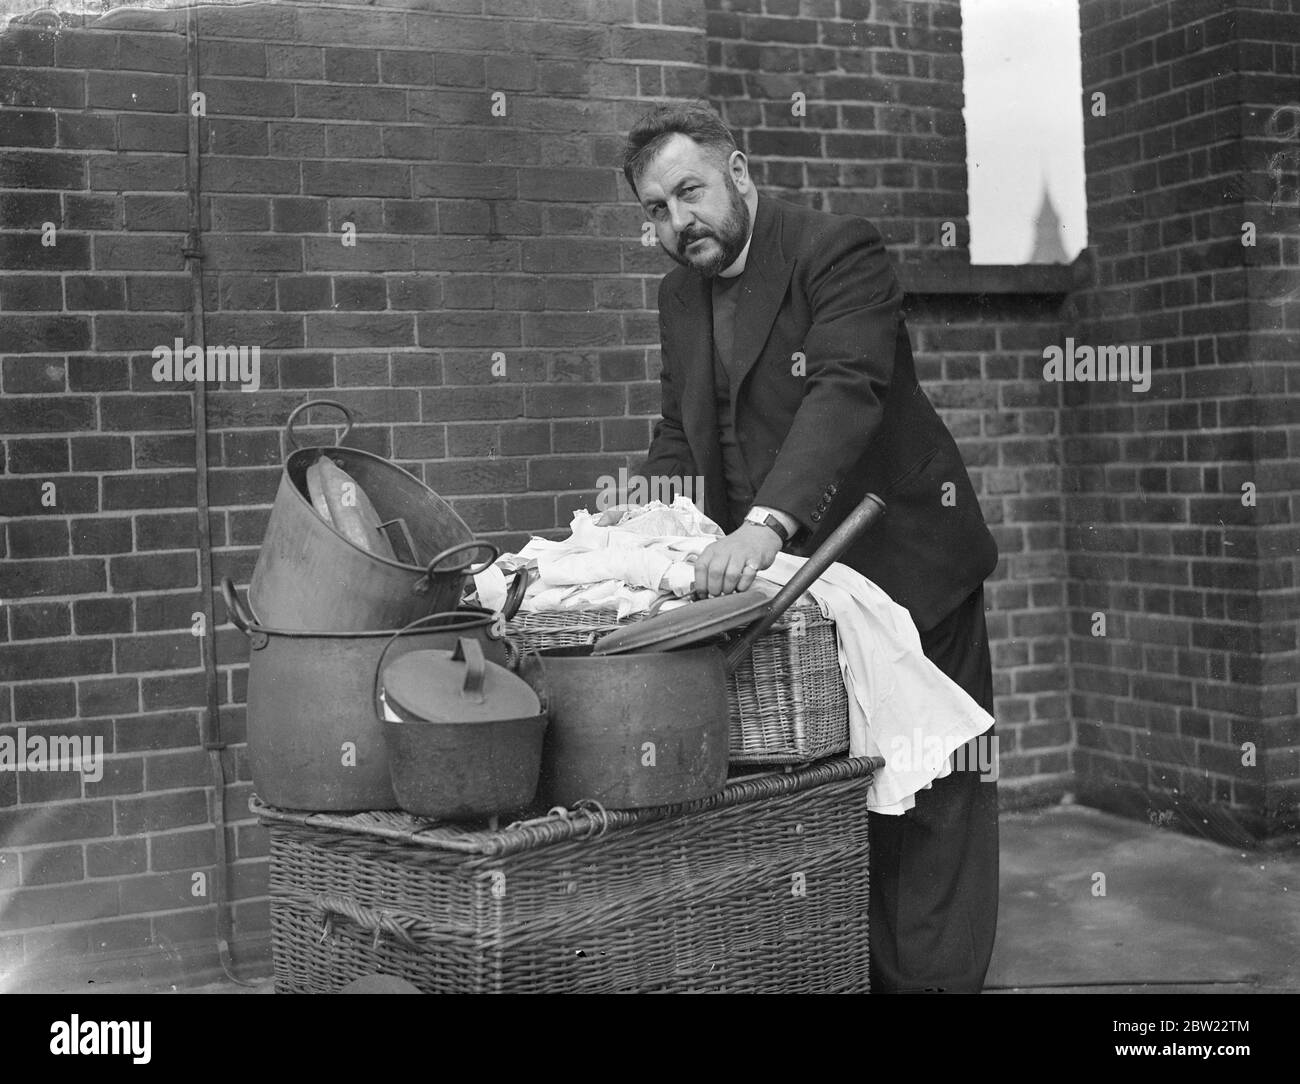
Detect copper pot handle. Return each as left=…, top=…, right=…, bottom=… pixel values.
left=417, top=541, right=500, bottom=595
left=286, top=398, right=354, bottom=450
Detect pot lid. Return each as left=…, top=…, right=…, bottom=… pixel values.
left=382, top=637, right=540, bottom=723
left=591, top=586, right=775, bottom=656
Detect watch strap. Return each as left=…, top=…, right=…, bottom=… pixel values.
left=745, top=510, right=790, bottom=545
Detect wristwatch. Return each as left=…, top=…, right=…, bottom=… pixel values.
left=743, top=507, right=791, bottom=545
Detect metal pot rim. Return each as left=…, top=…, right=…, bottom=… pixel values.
left=285, top=444, right=466, bottom=573
left=381, top=711, right=549, bottom=728
left=243, top=608, right=497, bottom=641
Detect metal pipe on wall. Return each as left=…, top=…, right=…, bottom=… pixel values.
left=182, top=2, right=255, bottom=988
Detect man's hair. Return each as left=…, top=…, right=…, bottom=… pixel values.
left=621, top=102, right=739, bottom=196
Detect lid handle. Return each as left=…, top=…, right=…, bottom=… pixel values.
left=451, top=637, right=487, bottom=702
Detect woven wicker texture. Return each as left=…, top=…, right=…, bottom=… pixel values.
left=258, top=756, right=880, bottom=993
left=507, top=595, right=849, bottom=764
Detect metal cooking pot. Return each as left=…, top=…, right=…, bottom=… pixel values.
left=517, top=493, right=887, bottom=810
left=224, top=578, right=509, bottom=812
left=517, top=644, right=729, bottom=809
left=249, top=399, right=496, bottom=632
left=376, top=635, right=548, bottom=820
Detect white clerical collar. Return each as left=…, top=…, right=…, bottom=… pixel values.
left=719, top=196, right=758, bottom=278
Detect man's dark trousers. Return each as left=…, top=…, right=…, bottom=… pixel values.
left=867, top=585, right=999, bottom=994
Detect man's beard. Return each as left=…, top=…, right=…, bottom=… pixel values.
left=663, top=181, right=751, bottom=278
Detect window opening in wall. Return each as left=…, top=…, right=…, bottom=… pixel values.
left=962, top=0, right=1088, bottom=264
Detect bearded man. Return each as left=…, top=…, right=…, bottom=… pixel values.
left=622, top=102, right=1001, bottom=994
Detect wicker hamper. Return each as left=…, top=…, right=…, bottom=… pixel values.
left=254, top=755, right=882, bottom=994
left=507, top=595, right=850, bottom=765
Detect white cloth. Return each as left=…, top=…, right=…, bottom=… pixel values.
left=754, top=554, right=993, bottom=815
left=472, top=499, right=712, bottom=619
left=472, top=498, right=994, bottom=813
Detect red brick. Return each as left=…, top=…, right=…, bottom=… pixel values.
left=116, top=869, right=200, bottom=915
left=302, top=159, right=411, bottom=199
left=92, top=235, right=184, bottom=272
left=0, top=67, right=85, bottom=110
left=0, top=881, right=119, bottom=931
left=12, top=682, right=77, bottom=721
left=528, top=455, right=617, bottom=491
left=83, top=756, right=145, bottom=799
left=0, top=800, right=114, bottom=847
left=304, top=313, right=414, bottom=348
left=77, top=675, right=139, bottom=715
left=9, top=600, right=71, bottom=639
left=116, top=113, right=186, bottom=153
left=200, top=235, right=302, bottom=272
left=0, top=149, right=86, bottom=190
left=0, top=109, right=55, bottom=148
left=296, top=82, right=407, bottom=123
left=324, top=46, right=380, bottom=84
left=380, top=50, right=435, bottom=86
left=0, top=315, right=90, bottom=353
left=110, top=556, right=198, bottom=597
left=202, top=312, right=303, bottom=349
left=65, top=277, right=127, bottom=313
left=115, top=709, right=202, bottom=753
left=193, top=77, right=290, bottom=120
left=144, top=748, right=212, bottom=792
left=114, top=789, right=209, bottom=838
left=0, top=190, right=60, bottom=226
left=416, top=311, right=521, bottom=348
left=70, top=512, right=131, bottom=548
left=0, top=639, right=113, bottom=681
left=101, top=472, right=195, bottom=512
left=149, top=826, right=217, bottom=872
left=525, top=385, right=625, bottom=417
left=198, top=39, right=268, bottom=77
left=303, top=236, right=413, bottom=272
left=152, top=906, right=228, bottom=950
left=202, top=156, right=300, bottom=194
left=6, top=437, right=69, bottom=474
left=217, top=274, right=277, bottom=312
left=22, top=845, right=87, bottom=887
left=116, top=29, right=187, bottom=73
left=86, top=70, right=181, bottom=113
left=64, top=193, right=121, bottom=230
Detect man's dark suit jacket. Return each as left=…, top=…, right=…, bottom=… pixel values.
left=637, top=194, right=998, bottom=633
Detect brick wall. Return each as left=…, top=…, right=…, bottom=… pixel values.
left=0, top=0, right=714, bottom=986
left=705, top=0, right=969, bottom=260
left=907, top=291, right=1073, bottom=805
left=1070, top=0, right=1299, bottom=840
left=11, top=0, right=1285, bottom=987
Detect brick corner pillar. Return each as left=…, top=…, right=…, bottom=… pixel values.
left=1070, top=0, right=1300, bottom=841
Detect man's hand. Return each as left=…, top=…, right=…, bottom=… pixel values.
left=692, top=523, right=782, bottom=597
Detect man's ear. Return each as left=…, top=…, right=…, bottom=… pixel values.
left=728, top=150, right=752, bottom=191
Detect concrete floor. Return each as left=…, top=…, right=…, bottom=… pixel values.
left=20, top=802, right=1300, bottom=994
left=987, top=802, right=1300, bottom=994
